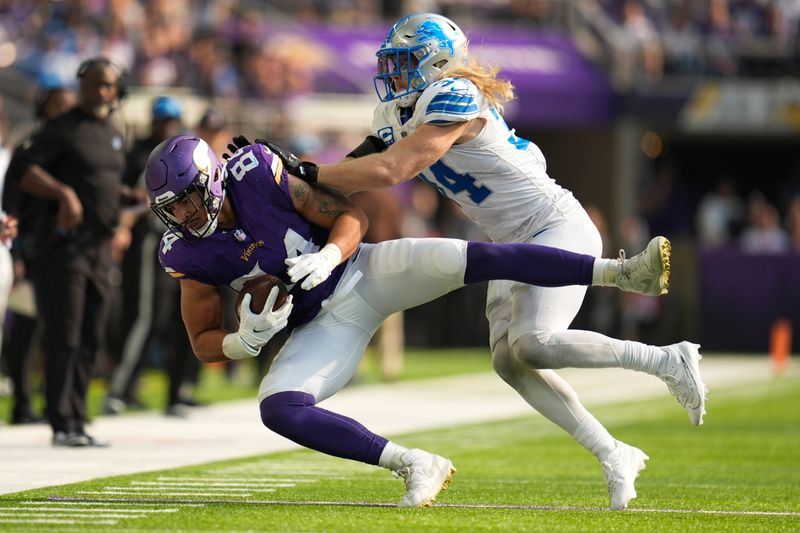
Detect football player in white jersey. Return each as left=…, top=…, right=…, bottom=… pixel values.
left=260, top=13, right=707, bottom=510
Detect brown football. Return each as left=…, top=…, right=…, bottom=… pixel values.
left=234, top=274, right=289, bottom=323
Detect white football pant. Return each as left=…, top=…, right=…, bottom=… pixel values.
left=488, top=207, right=640, bottom=449
left=259, top=238, right=467, bottom=402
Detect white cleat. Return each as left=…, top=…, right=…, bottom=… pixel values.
left=601, top=441, right=649, bottom=510
left=395, top=449, right=456, bottom=508
left=661, top=341, right=708, bottom=426
left=615, top=236, right=671, bottom=296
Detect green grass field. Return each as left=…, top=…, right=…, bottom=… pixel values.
left=1, top=373, right=798, bottom=532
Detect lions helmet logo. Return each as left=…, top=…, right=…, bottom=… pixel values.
left=415, top=20, right=455, bottom=56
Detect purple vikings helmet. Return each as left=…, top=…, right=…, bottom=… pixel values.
left=145, top=135, right=225, bottom=240
left=374, top=13, right=468, bottom=106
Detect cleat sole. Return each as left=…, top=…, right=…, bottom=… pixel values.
left=659, top=237, right=671, bottom=295
left=412, top=465, right=457, bottom=508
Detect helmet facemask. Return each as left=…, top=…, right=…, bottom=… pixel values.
left=146, top=136, right=226, bottom=242
left=151, top=170, right=223, bottom=242
left=374, top=13, right=468, bottom=107
left=374, top=47, right=426, bottom=106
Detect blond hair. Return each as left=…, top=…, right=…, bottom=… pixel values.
left=443, top=56, right=515, bottom=114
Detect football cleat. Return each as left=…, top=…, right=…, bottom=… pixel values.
left=661, top=341, right=707, bottom=426
left=52, top=431, right=90, bottom=447
left=615, top=236, right=671, bottom=296
left=601, top=441, right=649, bottom=510
left=395, top=449, right=456, bottom=508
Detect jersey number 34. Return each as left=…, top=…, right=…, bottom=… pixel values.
left=419, top=161, right=492, bottom=204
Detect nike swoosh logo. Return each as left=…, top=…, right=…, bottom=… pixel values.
left=252, top=328, right=272, bottom=334
left=241, top=339, right=260, bottom=351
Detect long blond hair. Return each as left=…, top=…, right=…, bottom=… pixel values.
left=443, top=56, right=515, bottom=114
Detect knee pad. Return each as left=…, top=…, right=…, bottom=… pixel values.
left=420, top=239, right=465, bottom=278
left=511, top=331, right=555, bottom=369
left=368, top=239, right=412, bottom=275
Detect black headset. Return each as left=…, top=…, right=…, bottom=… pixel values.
left=76, top=57, right=129, bottom=100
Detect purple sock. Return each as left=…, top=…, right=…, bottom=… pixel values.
left=464, top=241, right=595, bottom=287
left=260, top=391, right=388, bottom=465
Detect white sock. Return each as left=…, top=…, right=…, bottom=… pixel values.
left=572, top=415, right=617, bottom=460
left=378, top=441, right=409, bottom=471
left=592, top=258, right=620, bottom=287
left=616, top=340, right=670, bottom=376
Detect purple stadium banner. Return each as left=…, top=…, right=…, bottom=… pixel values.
left=261, top=24, right=613, bottom=127
left=699, top=248, right=800, bottom=352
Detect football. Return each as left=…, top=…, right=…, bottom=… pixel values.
left=234, top=274, right=289, bottom=323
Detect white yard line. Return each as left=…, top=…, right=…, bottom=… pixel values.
left=48, top=497, right=800, bottom=517
left=0, top=357, right=791, bottom=495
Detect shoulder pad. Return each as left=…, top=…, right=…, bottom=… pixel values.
left=417, top=77, right=481, bottom=125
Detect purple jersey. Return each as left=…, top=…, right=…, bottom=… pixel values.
left=158, top=144, right=347, bottom=330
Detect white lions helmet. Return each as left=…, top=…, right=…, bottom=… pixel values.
left=374, top=13, right=468, bottom=107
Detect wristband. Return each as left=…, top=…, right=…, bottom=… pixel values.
left=297, top=162, right=319, bottom=184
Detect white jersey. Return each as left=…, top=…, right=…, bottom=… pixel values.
left=372, top=77, right=582, bottom=243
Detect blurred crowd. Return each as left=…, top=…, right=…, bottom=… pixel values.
left=3, top=0, right=800, bottom=100
left=0, top=0, right=561, bottom=101
left=597, top=0, right=800, bottom=84
left=696, top=183, right=800, bottom=253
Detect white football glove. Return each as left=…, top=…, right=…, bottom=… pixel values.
left=285, top=243, right=342, bottom=290
left=222, top=288, right=293, bottom=360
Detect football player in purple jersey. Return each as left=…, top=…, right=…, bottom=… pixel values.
left=145, top=134, right=671, bottom=508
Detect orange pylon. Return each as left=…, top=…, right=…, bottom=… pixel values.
left=770, top=319, right=792, bottom=375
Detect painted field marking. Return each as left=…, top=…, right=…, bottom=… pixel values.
left=4, top=506, right=178, bottom=513
left=0, top=518, right=118, bottom=525
left=103, top=486, right=264, bottom=493
left=156, top=476, right=314, bottom=483
left=33, top=499, right=205, bottom=507
left=132, top=481, right=296, bottom=488
left=54, top=497, right=800, bottom=517
left=0, top=512, right=144, bottom=519
left=77, top=490, right=253, bottom=497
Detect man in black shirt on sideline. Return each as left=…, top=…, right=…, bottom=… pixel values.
left=12, top=57, right=128, bottom=447
left=3, top=84, right=76, bottom=425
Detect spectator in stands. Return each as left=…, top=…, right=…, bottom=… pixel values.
left=181, top=27, right=240, bottom=98
left=740, top=192, right=790, bottom=253
left=661, top=0, right=706, bottom=75
left=11, top=58, right=127, bottom=447
left=619, top=0, right=664, bottom=84
left=705, top=0, right=739, bottom=75
left=2, top=85, right=75, bottom=425
left=696, top=178, right=745, bottom=248
left=195, top=107, right=232, bottom=157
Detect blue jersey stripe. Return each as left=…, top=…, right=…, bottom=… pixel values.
left=429, top=92, right=475, bottom=106
left=426, top=102, right=479, bottom=115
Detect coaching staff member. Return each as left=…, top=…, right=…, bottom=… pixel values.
left=13, top=57, right=127, bottom=447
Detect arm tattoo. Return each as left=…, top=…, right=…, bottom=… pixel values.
left=313, top=189, right=348, bottom=218
left=289, top=176, right=349, bottom=219
left=289, top=179, right=311, bottom=207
